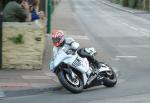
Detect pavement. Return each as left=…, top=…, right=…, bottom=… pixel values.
left=0, top=0, right=150, bottom=98
left=0, top=69, right=61, bottom=98
left=0, top=0, right=87, bottom=98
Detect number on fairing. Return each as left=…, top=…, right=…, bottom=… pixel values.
left=72, top=57, right=82, bottom=67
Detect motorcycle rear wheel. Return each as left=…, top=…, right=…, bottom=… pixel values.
left=100, top=63, right=117, bottom=87
left=58, top=70, right=84, bottom=93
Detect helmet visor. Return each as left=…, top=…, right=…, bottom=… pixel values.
left=52, top=38, right=61, bottom=44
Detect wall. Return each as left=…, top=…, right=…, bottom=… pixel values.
left=143, top=0, right=150, bottom=10
left=2, top=21, right=45, bottom=69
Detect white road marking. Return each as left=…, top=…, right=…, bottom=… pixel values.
left=0, top=83, right=32, bottom=88
left=118, top=20, right=150, bottom=37
left=140, top=28, right=150, bottom=34
left=121, top=22, right=129, bottom=26
left=118, top=79, right=125, bottom=84
left=45, top=72, right=56, bottom=77
left=22, top=75, right=51, bottom=79
left=31, top=83, right=55, bottom=88
left=130, top=26, right=138, bottom=31
left=118, top=45, right=150, bottom=48
left=113, top=68, right=120, bottom=77
left=45, top=73, right=59, bottom=83
left=140, top=31, right=150, bottom=37
left=112, top=58, right=120, bottom=61
left=66, top=35, right=89, bottom=40
left=0, top=91, right=5, bottom=98
left=112, top=56, right=137, bottom=61
left=116, top=56, right=137, bottom=58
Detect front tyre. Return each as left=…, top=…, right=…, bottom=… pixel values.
left=58, top=70, right=84, bottom=93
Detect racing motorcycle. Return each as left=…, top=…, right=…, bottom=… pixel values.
left=49, top=47, right=117, bottom=93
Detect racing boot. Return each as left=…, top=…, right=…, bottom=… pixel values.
left=94, top=59, right=101, bottom=69
left=86, top=68, right=99, bottom=85
left=87, top=67, right=98, bottom=79
left=86, top=68, right=92, bottom=78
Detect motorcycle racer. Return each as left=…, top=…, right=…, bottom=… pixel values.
left=47, top=29, right=117, bottom=92
left=50, top=29, right=100, bottom=78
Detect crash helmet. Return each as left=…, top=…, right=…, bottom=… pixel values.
left=51, top=29, right=65, bottom=47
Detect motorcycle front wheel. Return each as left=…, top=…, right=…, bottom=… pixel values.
left=58, top=70, right=84, bottom=93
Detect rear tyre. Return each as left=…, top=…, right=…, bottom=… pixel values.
left=58, top=70, right=84, bottom=93
left=100, top=63, right=117, bottom=87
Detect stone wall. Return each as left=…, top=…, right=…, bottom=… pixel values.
left=2, top=21, right=46, bottom=69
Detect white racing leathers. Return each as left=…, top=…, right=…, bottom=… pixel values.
left=50, top=37, right=92, bottom=85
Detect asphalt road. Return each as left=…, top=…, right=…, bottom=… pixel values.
left=1, top=0, right=150, bottom=103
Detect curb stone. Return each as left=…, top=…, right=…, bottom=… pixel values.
left=97, top=0, right=150, bottom=14
left=0, top=86, right=62, bottom=98
left=0, top=91, right=5, bottom=98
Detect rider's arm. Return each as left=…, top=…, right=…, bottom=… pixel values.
left=71, top=41, right=80, bottom=50
left=65, top=37, right=80, bottom=51
left=53, top=46, right=58, bottom=58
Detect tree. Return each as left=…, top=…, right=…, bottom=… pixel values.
left=120, top=0, right=128, bottom=7
left=143, top=0, right=150, bottom=10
